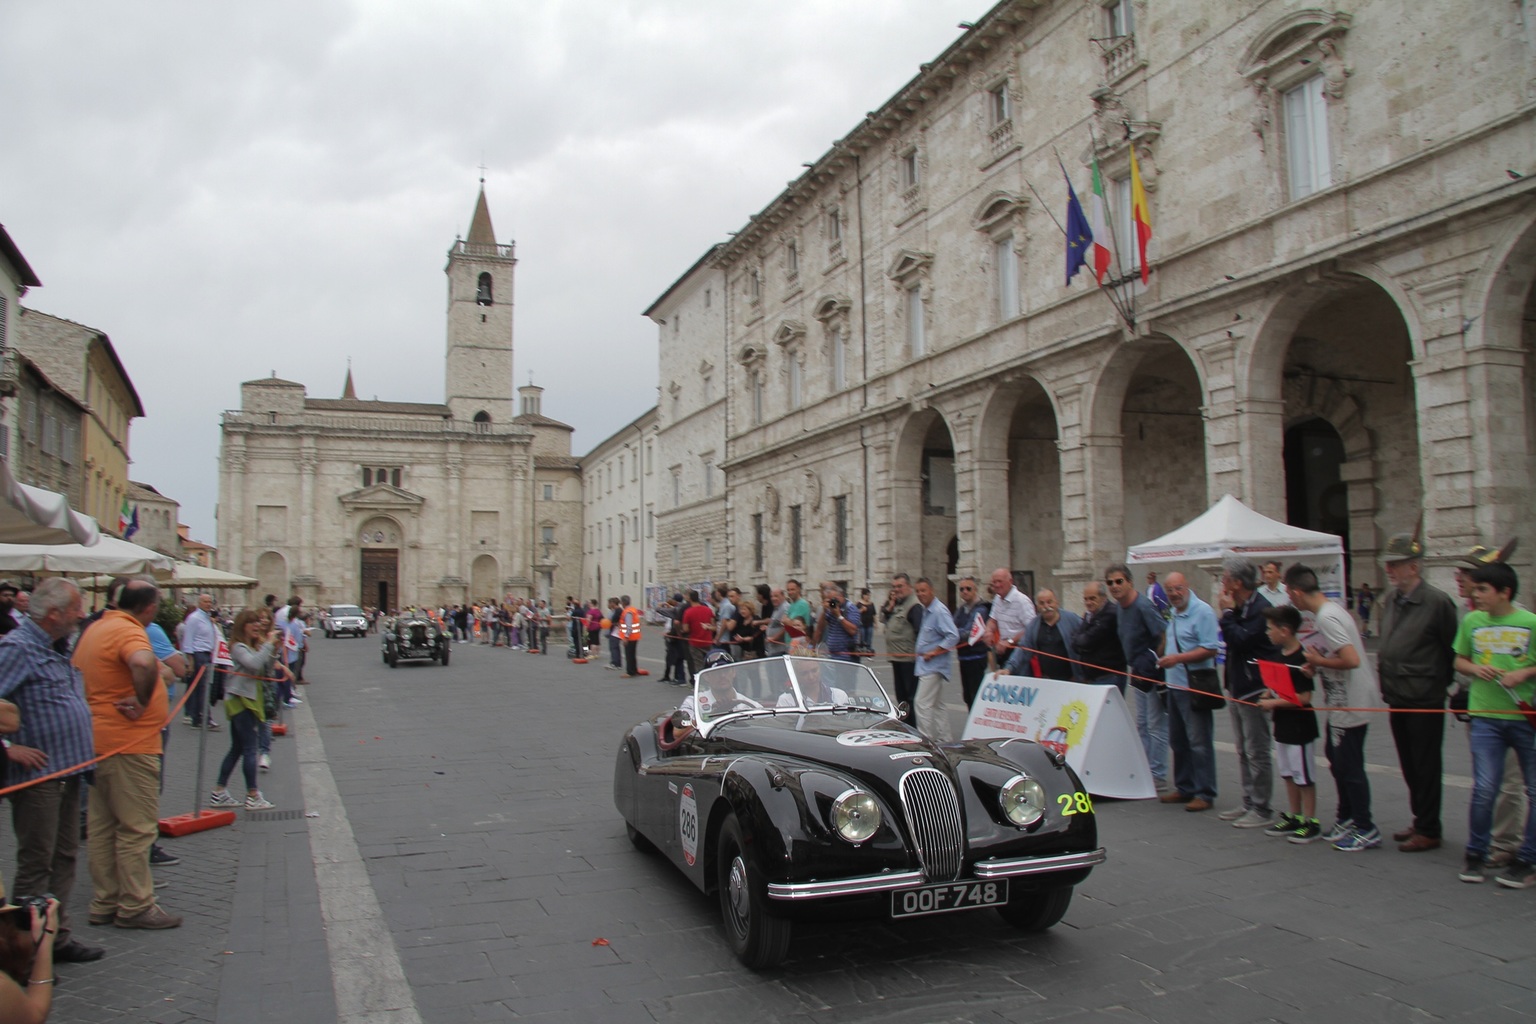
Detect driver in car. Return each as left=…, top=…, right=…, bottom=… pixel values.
left=680, top=672, right=764, bottom=720
left=778, top=662, right=851, bottom=708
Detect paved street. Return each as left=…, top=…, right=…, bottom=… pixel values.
left=11, top=633, right=1536, bottom=1023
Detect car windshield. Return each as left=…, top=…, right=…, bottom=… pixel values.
left=331, top=606, right=364, bottom=617
left=692, top=656, right=891, bottom=728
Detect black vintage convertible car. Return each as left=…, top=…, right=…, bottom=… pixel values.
left=381, top=615, right=450, bottom=667
left=613, top=656, right=1104, bottom=968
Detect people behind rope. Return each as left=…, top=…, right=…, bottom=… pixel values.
left=812, top=582, right=860, bottom=662
left=1453, top=559, right=1536, bottom=888
left=1155, top=572, right=1219, bottom=813
left=911, top=578, right=959, bottom=742
left=1075, top=581, right=1126, bottom=688
left=1257, top=604, right=1322, bottom=843
left=1105, top=563, right=1170, bottom=794
left=882, top=574, right=922, bottom=723
left=208, top=609, right=285, bottom=812
left=1217, top=557, right=1281, bottom=828
left=1287, top=562, right=1384, bottom=852
left=1000, top=589, right=1080, bottom=682
left=986, top=568, right=1036, bottom=669
left=952, top=577, right=991, bottom=706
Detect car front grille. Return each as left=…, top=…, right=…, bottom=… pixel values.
left=899, top=767, right=964, bottom=882
left=409, top=626, right=428, bottom=644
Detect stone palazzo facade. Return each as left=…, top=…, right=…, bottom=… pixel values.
left=218, top=190, right=583, bottom=610
left=650, top=0, right=1536, bottom=602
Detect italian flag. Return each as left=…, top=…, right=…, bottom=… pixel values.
left=118, top=498, right=131, bottom=535
left=1129, top=144, right=1152, bottom=284
left=1087, top=158, right=1113, bottom=285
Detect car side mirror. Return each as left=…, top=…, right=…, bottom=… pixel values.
left=896, top=701, right=911, bottom=721
left=671, top=708, right=694, bottom=731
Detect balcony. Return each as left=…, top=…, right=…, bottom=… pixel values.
left=0, top=348, right=19, bottom=397
left=1096, top=34, right=1143, bottom=85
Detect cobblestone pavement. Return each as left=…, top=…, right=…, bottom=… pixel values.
left=10, top=633, right=1536, bottom=1023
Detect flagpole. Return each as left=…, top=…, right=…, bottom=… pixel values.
left=1087, top=128, right=1137, bottom=333
left=1053, top=147, right=1134, bottom=330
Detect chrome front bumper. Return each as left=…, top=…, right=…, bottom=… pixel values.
left=765, top=848, right=1106, bottom=901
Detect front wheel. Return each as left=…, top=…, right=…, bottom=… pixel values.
left=996, top=886, right=1073, bottom=931
left=439, top=647, right=450, bottom=666
left=717, top=814, right=792, bottom=969
left=387, top=649, right=398, bottom=668
left=625, top=822, right=655, bottom=853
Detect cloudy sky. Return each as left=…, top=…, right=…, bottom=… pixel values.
left=1, top=0, right=988, bottom=542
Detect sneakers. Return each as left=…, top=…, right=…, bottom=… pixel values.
left=1217, top=807, right=1249, bottom=821
left=149, top=845, right=181, bottom=866
left=258, top=752, right=271, bottom=772
left=114, top=905, right=182, bottom=929
left=207, top=719, right=220, bottom=731
left=1460, top=855, right=1488, bottom=883
left=1333, top=826, right=1382, bottom=852
left=1496, top=860, right=1536, bottom=889
left=1287, top=820, right=1324, bottom=844
left=285, top=698, right=304, bottom=707
left=1264, top=814, right=1302, bottom=837
left=183, top=715, right=194, bottom=726
left=1321, top=819, right=1355, bottom=843
left=245, top=793, right=275, bottom=811
left=1231, top=809, right=1274, bottom=829
left=208, top=789, right=238, bottom=807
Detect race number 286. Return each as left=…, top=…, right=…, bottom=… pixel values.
left=1057, top=792, right=1094, bottom=816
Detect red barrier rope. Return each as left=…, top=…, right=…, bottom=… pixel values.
left=0, top=665, right=207, bottom=798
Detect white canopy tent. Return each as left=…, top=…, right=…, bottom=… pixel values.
left=0, top=460, right=100, bottom=547
left=0, top=535, right=176, bottom=575
left=1127, top=494, right=1346, bottom=601
left=82, top=560, right=259, bottom=591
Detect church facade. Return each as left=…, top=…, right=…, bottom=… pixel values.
left=217, top=190, right=583, bottom=611
left=649, top=0, right=1535, bottom=602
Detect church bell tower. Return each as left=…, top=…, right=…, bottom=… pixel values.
left=444, top=185, right=516, bottom=423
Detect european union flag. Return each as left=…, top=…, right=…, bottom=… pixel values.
left=1063, top=165, right=1093, bottom=286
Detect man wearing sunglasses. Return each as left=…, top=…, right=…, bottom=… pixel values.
left=1106, top=564, right=1170, bottom=793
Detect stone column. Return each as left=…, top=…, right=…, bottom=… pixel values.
left=1053, top=382, right=1093, bottom=592
left=445, top=456, right=462, bottom=583
left=298, top=443, right=316, bottom=577
left=223, top=444, right=246, bottom=573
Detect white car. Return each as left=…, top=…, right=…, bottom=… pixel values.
left=323, top=604, right=369, bottom=638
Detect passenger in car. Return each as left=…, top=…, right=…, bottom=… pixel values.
left=778, top=662, right=850, bottom=708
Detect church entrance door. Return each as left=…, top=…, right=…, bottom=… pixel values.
left=361, top=548, right=399, bottom=612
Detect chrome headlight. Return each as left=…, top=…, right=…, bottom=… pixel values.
left=999, top=775, right=1047, bottom=827
left=831, top=789, right=882, bottom=843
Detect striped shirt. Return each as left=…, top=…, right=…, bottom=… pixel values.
left=0, top=617, right=94, bottom=782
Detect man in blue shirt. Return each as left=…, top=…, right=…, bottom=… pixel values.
left=913, top=577, right=960, bottom=742
left=178, top=593, right=220, bottom=730
left=1107, top=563, right=1170, bottom=790
left=1156, top=572, right=1220, bottom=811
left=812, top=582, right=861, bottom=662
left=0, top=578, right=104, bottom=962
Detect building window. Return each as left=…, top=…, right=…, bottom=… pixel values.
left=1105, top=0, right=1134, bottom=37
left=752, top=513, right=764, bottom=572
left=702, top=375, right=713, bottom=403
left=541, top=526, right=555, bottom=547
left=988, top=82, right=1011, bottom=126
left=901, top=149, right=920, bottom=190
left=751, top=370, right=765, bottom=424
left=618, top=454, right=625, bottom=485
left=646, top=510, right=654, bottom=538
left=606, top=521, right=613, bottom=547
left=542, top=483, right=554, bottom=501
left=833, top=495, right=850, bottom=564
left=826, top=206, right=841, bottom=244
left=704, top=288, right=712, bottom=308
left=476, top=273, right=493, bottom=306
left=996, top=237, right=1020, bottom=320
left=787, top=357, right=802, bottom=409
left=786, top=239, right=799, bottom=277
left=906, top=285, right=925, bottom=357
left=703, top=458, right=714, bottom=498
left=672, top=470, right=681, bottom=507
left=748, top=268, right=762, bottom=303
left=703, top=537, right=713, bottom=566
left=790, top=505, right=803, bottom=568
left=1283, top=75, right=1332, bottom=200
left=361, top=467, right=372, bottom=487
left=830, top=326, right=846, bottom=391
left=672, top=544, right=680, bottom=570
left=633, top=516, right=640, bottom=542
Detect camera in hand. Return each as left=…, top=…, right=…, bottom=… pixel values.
left=1, top=894, right=52, bottom=926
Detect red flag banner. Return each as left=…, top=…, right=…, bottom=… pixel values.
left=968, top=614, right=985, bottom=645
left=1256, top=660, right=1301, bottom=705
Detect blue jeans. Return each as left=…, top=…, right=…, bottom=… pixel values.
left=185, top=651, right=212, bottom=725
left=218, top=709, right=261, bottom=793
left=609, top=634, right=622, bottom=667
left=1326, top=724, right=1373, bottom=832
left=1166, top=689, right=1217, bottom=801
left=1133, top=687, right=1169, bottom=782
left=1468, top=716, right=1536, bottom=862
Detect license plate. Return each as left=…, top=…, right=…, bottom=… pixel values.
left=890, top=879, right=1008, bottom=918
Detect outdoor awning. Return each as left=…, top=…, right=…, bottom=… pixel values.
left=0, top=535, right=175, bottom=574
left=0, top=460, right=100, bottom=546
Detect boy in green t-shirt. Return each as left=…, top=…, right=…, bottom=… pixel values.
left=1452, top=561, right=1536, bottom=887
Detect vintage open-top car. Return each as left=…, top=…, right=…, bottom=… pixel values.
left=613, top=656, right=1104, bottom=968
left=381, top=615, right=450, bottom=667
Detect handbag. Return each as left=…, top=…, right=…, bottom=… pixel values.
left=1127, top=647, right=1163, bottom=692
left=1188, top=667, right=1227, bottom=712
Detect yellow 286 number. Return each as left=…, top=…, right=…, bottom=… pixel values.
left=1056, top=791, right=1094, bottom=816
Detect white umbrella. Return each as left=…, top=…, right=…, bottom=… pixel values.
left=161, top=561, right=260, bottom=589
left=0, top=535, right=175, bottom=574
left=0, top=460, right=100, bottom=546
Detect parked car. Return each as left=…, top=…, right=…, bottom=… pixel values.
left=612, top=656, right=1104, bottom=968
left=323, top=604, right=369, bottom=638
left=381, top=615, right=450, bottom=667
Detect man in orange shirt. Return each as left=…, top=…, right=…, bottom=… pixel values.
left=73, top=579, right=181, bottom=930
